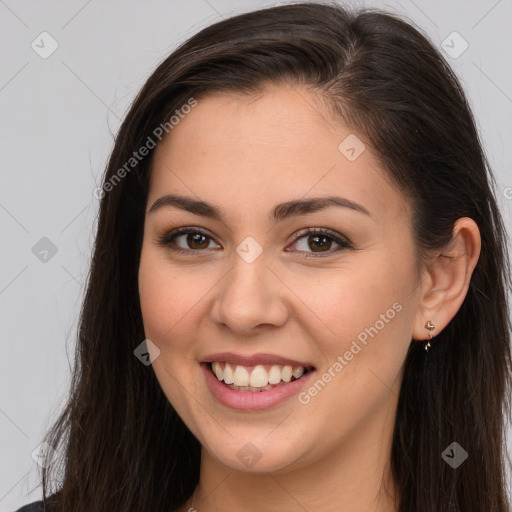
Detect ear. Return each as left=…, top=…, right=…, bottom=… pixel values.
left=412, top=217, right=481, bottom=341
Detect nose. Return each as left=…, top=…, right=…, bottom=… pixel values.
left=209, top=249, right=289, bottom=334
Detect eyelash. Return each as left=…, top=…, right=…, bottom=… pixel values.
left=156, top=226, right=352, bottom=257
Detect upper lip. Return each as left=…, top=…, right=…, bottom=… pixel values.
left=202, top=352, right=314, bottom=369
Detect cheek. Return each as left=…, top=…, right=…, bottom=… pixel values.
left=306, top=259, right=407, bottom=338
left=138, top=247, right=191, bottom=344
left=309, top=250, right=416, bottom=383
left=138, top=248, right=205, bottom=414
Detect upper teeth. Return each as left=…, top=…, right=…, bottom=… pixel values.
left=211, top=362, right=305, bottom=387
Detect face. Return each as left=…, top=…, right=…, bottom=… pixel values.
left=138, top=84, right=423, bottom=474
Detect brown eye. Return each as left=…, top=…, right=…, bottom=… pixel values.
left=158, top=228, right=221, bottom=253
left=181, top=232, right=210, bottom=250
left=306, top=234, right=333, bottom=252
left=286, top=228, right=351, bottom=257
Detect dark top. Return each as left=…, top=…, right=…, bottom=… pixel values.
left=13, top=500, right=44, bottom=512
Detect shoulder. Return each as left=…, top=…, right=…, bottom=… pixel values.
left=13, top=499, right=44, bottom=512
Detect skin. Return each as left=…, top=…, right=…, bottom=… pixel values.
left=137, top=83, right=481, bottom=512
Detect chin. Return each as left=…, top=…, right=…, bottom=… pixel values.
left=197, top=427, right=312, bottom=474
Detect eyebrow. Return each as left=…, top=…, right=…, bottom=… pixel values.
left=148, top=194, right=371, bottom=221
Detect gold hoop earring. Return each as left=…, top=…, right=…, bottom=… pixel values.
left=424, top=320, right=435, bottom=351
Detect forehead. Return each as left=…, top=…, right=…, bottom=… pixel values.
left=148, top=85, right=410, bottom=225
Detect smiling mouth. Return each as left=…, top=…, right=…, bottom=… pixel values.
left=207, top=361, right=315, bottom=392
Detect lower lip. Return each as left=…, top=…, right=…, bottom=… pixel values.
left=201, top=363, right=315, bottom=411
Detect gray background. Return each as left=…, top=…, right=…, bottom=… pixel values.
left=1, top=0, right=511, bottom=510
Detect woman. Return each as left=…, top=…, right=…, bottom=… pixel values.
left=15, top=2, right=512, bottom=511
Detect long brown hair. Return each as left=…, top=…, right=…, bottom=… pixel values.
left=38, top=3, right=512, bottom=511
